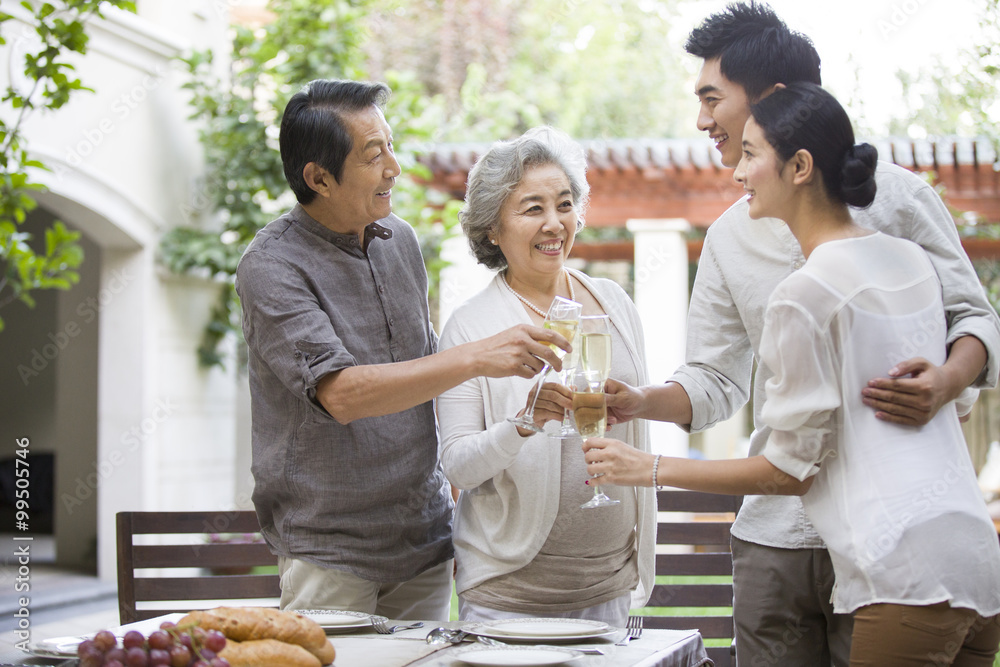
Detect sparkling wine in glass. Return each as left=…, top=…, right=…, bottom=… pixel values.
left=574, top=368, right=620, bottom=509
left=554, top=314, right=610, bottom=439
left=508, top=296, right=582, bottom=433
left=580, top=315, right=612, bottom=382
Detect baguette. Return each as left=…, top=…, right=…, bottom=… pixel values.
left=219, top=638, right=321, bottom=667
left=180, top=607, right=335, bottom=665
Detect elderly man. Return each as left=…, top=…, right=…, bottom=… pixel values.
left=236, top=79, right=567, bottom=621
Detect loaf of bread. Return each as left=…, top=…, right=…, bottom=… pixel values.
left=219, top=638, right=321, bottom=667
left=179, top=607, right=335, bottom=665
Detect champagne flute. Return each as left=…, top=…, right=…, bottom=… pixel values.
left=508, top=295, right=582, bottom=433
left=553, top=315, right=610, bottom=438
left=580, top=315, right=612, bottom=383
left=576, top=315, right=618, bottom=508
left=551, top=326, right=582, bottom=439
left=574, top=369, right=618, bottom=508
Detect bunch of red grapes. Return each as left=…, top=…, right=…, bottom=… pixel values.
left=76, top=620, right=231, bottom=667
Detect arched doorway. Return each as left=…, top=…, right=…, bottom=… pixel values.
left=1, top=174, right=154, bottom=579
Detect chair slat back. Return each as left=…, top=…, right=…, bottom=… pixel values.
left=116, top=511, right=280, bottom=624
left=641, top=490, right=742, bottom=667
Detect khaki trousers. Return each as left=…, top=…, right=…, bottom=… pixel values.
left=278, top=557, right=454, bottom=621
left=850, top=603, right=1000, bottom=666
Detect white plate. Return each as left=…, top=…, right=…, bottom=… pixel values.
left=455, top=645, right=583, bottom=666
left=467, top=618, right=614, bottom=643
left=28, top=614, right=191, bottom=658
left=296, top=609, right=387, bottom=632
left=27, top=636, right=81, bottom=658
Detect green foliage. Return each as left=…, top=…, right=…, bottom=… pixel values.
left=380, top=69, right=463, bottom=310
left=884, top=1, right=1000, bottom=315
left=0, top=0, right=135, bottom=332
left=365, top=0, right=690, bottom=143
left=576, top=226, right=633, bottom=243
left=959, top=219, right=1000, bottom=316
left=887, top=0, right=999, bottom=151
left=161, top=0, right=462, bottom=367
left=511, top=0, right=691, bottom=139
left=198, top=282, right=240, bottom=368
left=162, top=0, right=699, bottom=366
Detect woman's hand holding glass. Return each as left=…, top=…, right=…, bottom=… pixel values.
left=508, top=296, right=582, bottom=434
left=581, top=436, right=656, bottom=488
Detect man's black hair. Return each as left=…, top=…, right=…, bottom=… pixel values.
left=685, top=2, right=821, bottom=100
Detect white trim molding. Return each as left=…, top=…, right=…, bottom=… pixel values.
left=1, top=1, right=185, bottom=75
left=29, top=148, right=164, bottom=249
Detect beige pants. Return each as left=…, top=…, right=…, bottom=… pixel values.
left=850, top=603, right=1000, bottom=666
left=278, top=557, right=454, bottom=621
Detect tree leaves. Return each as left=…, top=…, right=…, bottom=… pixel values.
left=0, top=0, right=135, bottom=332
left=162, top=0, right=461, bottom=368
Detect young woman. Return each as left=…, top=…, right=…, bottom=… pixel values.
left=584, top=83, right=1000, bottom=665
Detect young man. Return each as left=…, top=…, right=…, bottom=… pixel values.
left=607, top=3, right=1000, bottom=665
left=236, top=79, right=568, bottom=621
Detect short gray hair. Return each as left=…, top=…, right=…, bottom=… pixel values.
left=460, top=126, right=590, bottom=270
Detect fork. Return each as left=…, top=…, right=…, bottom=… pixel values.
left=615, top=615, right=643, bottom=646
left=370, top=617, right=425, bottom=634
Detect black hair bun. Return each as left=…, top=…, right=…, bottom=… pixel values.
left=839, top=143, right=878, bottom=208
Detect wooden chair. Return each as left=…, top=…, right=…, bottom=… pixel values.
left=639, top=490, right=743, bottom=667
left=116, top=510, right=281, bottom=624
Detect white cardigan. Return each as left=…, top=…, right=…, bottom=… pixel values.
left=436, top=269, right=654, bottom=609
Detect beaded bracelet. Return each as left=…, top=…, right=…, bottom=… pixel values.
left=652, top=454, right=663, bottom=489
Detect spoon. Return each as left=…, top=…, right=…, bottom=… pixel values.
left=425, top=627, right=469, bottom=644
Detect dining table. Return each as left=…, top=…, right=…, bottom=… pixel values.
left=5, top=614, right=713, bottom=667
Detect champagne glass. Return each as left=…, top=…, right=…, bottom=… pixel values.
left=508, top=296, right=582, bottom=433
left=574, top=369, right=618, bottom=508
left=551, top=326, right=582, bottom=439
left=553, top=315, right=610, bottom=439
left=576, top=315, right=618, bottom=508
left=580, top=315, right=612, bottom=384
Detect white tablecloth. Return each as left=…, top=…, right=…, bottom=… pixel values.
left=328, top=624, right=711, bottom=667
left=10, top=617, right=712, bottom=667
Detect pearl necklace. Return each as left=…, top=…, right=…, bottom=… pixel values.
left=501, top=269, right=576, bottom=318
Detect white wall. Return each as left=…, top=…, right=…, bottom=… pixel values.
left=0, top=0, right=241, bottom=581
left=438, top=234, right=494, bottom=330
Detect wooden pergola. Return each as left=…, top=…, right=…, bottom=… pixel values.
left=419, top=137, right=1000, bottom=262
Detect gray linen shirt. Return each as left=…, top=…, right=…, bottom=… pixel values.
left=235, top=204, right=453, bottom=582
left=670, top=161, right=1000, bottom=550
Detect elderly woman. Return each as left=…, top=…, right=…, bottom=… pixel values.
left=435, top=126, right=654, bottom=626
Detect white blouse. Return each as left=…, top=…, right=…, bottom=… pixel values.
left=760, top=232, right=1000, bottom=616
